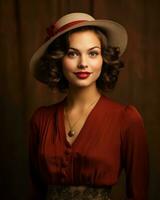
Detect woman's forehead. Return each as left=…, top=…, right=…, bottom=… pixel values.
left=68, top=30, right=101, bottom=49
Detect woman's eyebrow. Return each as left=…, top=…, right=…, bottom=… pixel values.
left=68, top=46, right=101, bottom=51
left=68, top=47, right=79, bottom=51
left=88, top=46, right=101, bottom=50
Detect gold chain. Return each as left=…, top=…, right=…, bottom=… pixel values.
left=64, top=96, right=100, bottom=137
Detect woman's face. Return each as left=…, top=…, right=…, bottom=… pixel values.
left=62, top=30, right=103, bottom=89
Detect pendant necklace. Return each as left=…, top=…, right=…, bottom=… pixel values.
left=64, top=96, right=100, bottom=137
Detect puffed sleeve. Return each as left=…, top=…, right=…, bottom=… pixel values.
left=121, top=105, right=149, bottom=200
left=29, top=107, right=47, bottom=200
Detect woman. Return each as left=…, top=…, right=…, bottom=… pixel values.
left=29, top=13, right=149, bottom=200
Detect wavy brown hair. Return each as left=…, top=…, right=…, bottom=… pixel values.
left=35, top=26, right=124, bottom=93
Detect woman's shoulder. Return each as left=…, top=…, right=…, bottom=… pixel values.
left=101, top=95, right=127, bottom=112
left=30, top=100, right=64, bottom=123
left=123, top=104, right=143, bottom=121
left=121, top=105, right=144, bottom=132
left=102, top=95, right=143, bottom=121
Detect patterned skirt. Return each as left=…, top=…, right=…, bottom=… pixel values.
left=46, top=185, right=112, bottom=200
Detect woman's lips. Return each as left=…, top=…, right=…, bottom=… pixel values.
left=74, top=72, right=91, bottom=79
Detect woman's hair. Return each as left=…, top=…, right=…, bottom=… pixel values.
left=35, top=26, right=124, bottom=93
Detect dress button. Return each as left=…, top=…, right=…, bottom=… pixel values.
left=66, top=142, right=71, bottom=148
left=61, top=161, right=68, bottom=168
left=62, top=170, right=67, bottom=176
left=61, top=170, right=67, bottom=183
left=64, top=149, right=72, bottom=155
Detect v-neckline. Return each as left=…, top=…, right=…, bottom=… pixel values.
left=59, top=95, right=102, bottom=148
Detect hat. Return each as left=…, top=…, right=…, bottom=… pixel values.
left=30, top=12, right=128, bottom=77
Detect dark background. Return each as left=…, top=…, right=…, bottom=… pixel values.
left=0, top=0, right=159, bottom=199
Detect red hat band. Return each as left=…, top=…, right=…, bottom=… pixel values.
left=46, top=20, right=88, bottom=41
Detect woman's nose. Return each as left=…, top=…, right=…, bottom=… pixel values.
left=77, top=55, right=88, bottom=69
left=78, top=63, right=88, bottom=69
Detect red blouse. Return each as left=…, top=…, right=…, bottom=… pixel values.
left=29, top=96, right=149, bottom=200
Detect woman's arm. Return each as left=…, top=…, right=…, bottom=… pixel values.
left=29, top=108, right=47, bottom=200
left=122, top=105, right=149, bottom=200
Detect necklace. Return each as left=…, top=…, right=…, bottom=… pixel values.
left=64, top=96, right=100, bottom=137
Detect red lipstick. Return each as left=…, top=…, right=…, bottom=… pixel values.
left=74, top=72, right=91, bottom=79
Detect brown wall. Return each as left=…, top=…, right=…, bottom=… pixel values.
left=0, top=0, right=159, bottom=199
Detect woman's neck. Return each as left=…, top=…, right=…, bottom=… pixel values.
left=65, top=85, right=101, bottom=109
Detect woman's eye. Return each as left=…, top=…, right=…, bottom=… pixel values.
left=89, top=51, right=99, bottom=57
left=67, top=51, right=78, bottom=58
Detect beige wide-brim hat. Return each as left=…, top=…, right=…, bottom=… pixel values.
left=30, top=12, right=128, bottom=78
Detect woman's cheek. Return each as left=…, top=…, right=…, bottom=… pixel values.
left=91, top=60, right=103, bottom=71
left=62, top=59, right=76, bottom=71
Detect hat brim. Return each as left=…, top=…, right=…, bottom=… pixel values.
left=30, top=19, right=128, bottom=77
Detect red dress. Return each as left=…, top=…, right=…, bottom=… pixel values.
left=29, top=95, right=149, bottom=200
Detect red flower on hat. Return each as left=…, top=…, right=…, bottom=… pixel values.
left=45, top=24, right=56, bottom=41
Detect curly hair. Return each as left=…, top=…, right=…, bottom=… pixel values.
left=35, top=26, right=124, bottom=93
